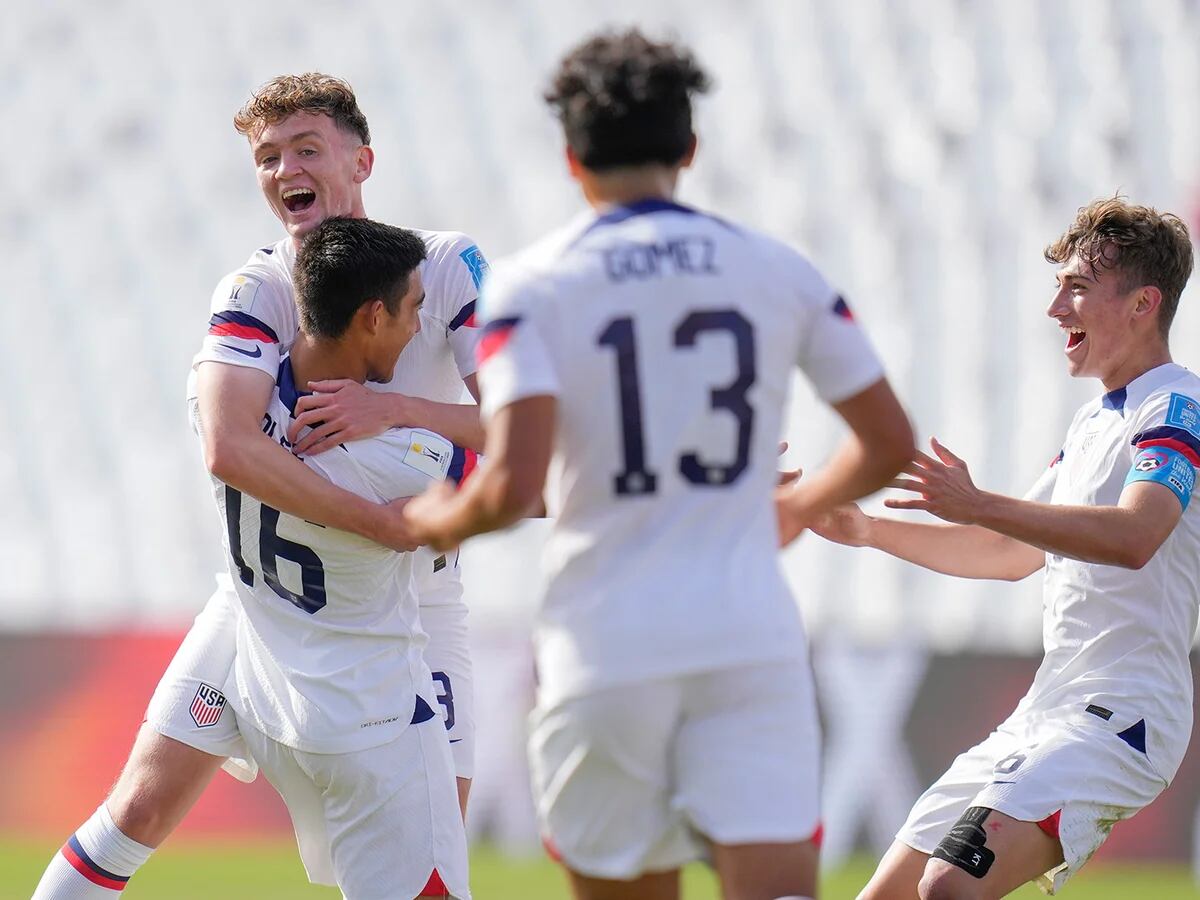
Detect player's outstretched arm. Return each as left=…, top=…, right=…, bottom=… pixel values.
left=777, top=377, right=915, bottom=544
left=889, top=438, right=1184, bottom=569
left=404, top=395, right=555, bottom=551
left=287, top=373, right=485, bottom=455
left=197, top=362, right=418, bottom=551
left=813, top=503, right=1046, bottom=581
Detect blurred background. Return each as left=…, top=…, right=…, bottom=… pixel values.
left=3, top=0, right=1200, bottom=896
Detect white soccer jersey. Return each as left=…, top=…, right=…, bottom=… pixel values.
left=199, top=357, right=459, bottom=754
left=1019, top=362, right=1200, bottom=781
left=479, top=198, right=885, bottom=706
left=191, top=229, right=486, bottom=604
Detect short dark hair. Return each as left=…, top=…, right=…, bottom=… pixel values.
left=234, top=72, right=371, bottom=145
left=544, top=29, right=710, bottom=171
left=294, top=217, right=427, bottom=339
left=1045, top=196, right=1193, bottom=339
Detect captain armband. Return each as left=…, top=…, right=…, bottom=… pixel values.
left=1125, top=447, right=1196, bottom=511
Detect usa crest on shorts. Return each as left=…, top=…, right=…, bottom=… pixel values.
left=190, top=682, right=227, bottom=728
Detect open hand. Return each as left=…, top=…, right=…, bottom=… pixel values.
left=289, top=380, right=397, bottom=455
left=884, top=437, right=981, bottom=524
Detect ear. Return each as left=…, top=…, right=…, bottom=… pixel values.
left=1133, top=285, right=1162, bottom=322
left=565, top=144, right=583, bottom=179
left=680, top=133, right=698, bottom=169
left=359, top=299, right=386, bottom=335
left=354, top=145, right=375, bottom=184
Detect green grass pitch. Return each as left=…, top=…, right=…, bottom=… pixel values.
left=1, top=838, right=1195, bottom=898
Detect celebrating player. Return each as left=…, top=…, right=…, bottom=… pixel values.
left=405, top=30, right=915, bottom=900
left=32, top=74, right=484, bottom=899
left=210, top=216, right=468, bottom=898
left=816, top=198, right=1198, bottom=899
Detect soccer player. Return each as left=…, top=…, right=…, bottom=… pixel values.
left=210, top=216, right=468, bottom=899
left=405, top=30, right=915, bottom=900
left=814, top=198, right=1198, bottom=899
left=32, top=74, right=483, bottom=899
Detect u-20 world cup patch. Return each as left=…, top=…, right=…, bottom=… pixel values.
left=190, top=683, right=227, bottom=728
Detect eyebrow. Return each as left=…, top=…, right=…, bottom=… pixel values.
left=254, top=131, right=325, bottom=152
left=1057, top=270, right=1096, bottom=285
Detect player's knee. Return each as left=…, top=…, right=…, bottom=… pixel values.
left=917, top=862, right=986, bottom=900
left=105, top=786, right=172, bottom=847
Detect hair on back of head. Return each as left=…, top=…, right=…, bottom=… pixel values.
left=544, top=28, right=710, bottom=171
left=1045, top=195, right=1193, bottom=339
left=234, top=72, right=371, bottom=145
left=294, top=217, right=427, bottom=340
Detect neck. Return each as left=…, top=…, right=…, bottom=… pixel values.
left=580, top=165, right=680, bottom=211
left=1101, top=342, right=1172, bottom=392
left=288, top=333, right=368, bottom=388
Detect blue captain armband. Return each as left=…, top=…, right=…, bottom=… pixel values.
left=1125, top=447, right=1196, bottom=511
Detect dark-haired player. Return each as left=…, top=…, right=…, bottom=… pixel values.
left=207, top=217, right=468, bottom=900
left=817, top=198, right=1200, bottom=898
left=406, top=29, right=914, bottom=900
left=32, top=74, right=482, bottom=899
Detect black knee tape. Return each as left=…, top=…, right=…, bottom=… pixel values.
left=931, top=806, right=995, bottom=879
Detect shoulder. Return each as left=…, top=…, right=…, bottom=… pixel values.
left=210, top=241, right=293, bottom=313
left=343, top=427, right=453, bottom=500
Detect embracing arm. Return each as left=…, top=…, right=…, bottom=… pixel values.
left=288, top=372, right=485, bottom=455
left=196, top=362, right=417, bottom=551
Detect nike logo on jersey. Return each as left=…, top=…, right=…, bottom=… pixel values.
left=220, top=343, right=263, bottom=358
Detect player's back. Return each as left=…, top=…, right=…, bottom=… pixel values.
left=202, top=359, right=459, bottom=753
left=482, top=199, right=882, bottom=703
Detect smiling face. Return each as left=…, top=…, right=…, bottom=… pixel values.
left=249, top=111, right=373, bottom=241
left=1047, top=251, right=1163, bottom=385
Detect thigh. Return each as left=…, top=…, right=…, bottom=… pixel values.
left=143, top=581, right=256, bottom=778
left=528, top=680, right=697, bottom=881
left=675, top=660, right=821, bottom=846
left=921, top=807, right=1061, bottom=900
left=710, top=840, right=818, bottom=900
left=421, top=601, right=476, bottom=780
left=313, top=720, right=470, bottom=900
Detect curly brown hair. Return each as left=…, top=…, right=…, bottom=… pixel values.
left=544, top=29, right=710, bottom=171
left=233, top=73, right=370, bottom=145
left=1045, top=196, right=1193, bottom=339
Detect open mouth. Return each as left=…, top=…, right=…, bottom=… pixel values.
left=1065, top=327, right=1087, bottom=351
left=282, top=187, right=316, bottom=213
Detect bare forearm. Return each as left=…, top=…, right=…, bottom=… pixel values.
left=397, top=396, right=485, bottom=452
left=209, top=430, right=380, bottom=540
left=970, top=492, right=1154, bottom=569
left=867, top=517, right=1042, bottom=580
left=790, top=433, right=909, bottom=518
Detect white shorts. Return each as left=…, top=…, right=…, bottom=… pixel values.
left=421, top=600, right=476, bottom=780
left=528, top=658, right=821, bottom=880
left=897, top=705, right=1168, bottom=894
left=240, top=714, right=470, bottom=900
left=143, top=578, right=258, bottom=782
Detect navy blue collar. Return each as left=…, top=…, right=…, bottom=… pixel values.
left=277, top=356, right=310, bottom=417
left=1101, top=386, right=1127, bottom=413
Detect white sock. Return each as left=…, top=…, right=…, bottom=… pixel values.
left=31, top=804, right=154, bottom=898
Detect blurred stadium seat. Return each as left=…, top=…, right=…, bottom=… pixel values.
left=3, top=0, right=1199, bottom=872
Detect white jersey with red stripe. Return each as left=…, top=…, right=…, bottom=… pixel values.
left=190, top=228, right=486, bottom=604
left=1017, top=362, right=1200, bottom=782
left=199, top=356, right=460, bottom=754
left=478, top=198, right=886, bottom=706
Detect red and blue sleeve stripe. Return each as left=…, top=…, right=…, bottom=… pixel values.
left=1133, top=426, right=1200, bottom=467
left=208, top=311, right=280, bottom=344
left=477, top=316, right=521, bottom=366
left=62, top=835, right=130, bottom=891
left=449, top=300, right=477, bottom=332
left=448, top=446, right=479, bottom=486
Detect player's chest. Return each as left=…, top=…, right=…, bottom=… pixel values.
left=373, top=321, right=459, bottom=400
left=1053, top=413, right=1129, bottom=503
